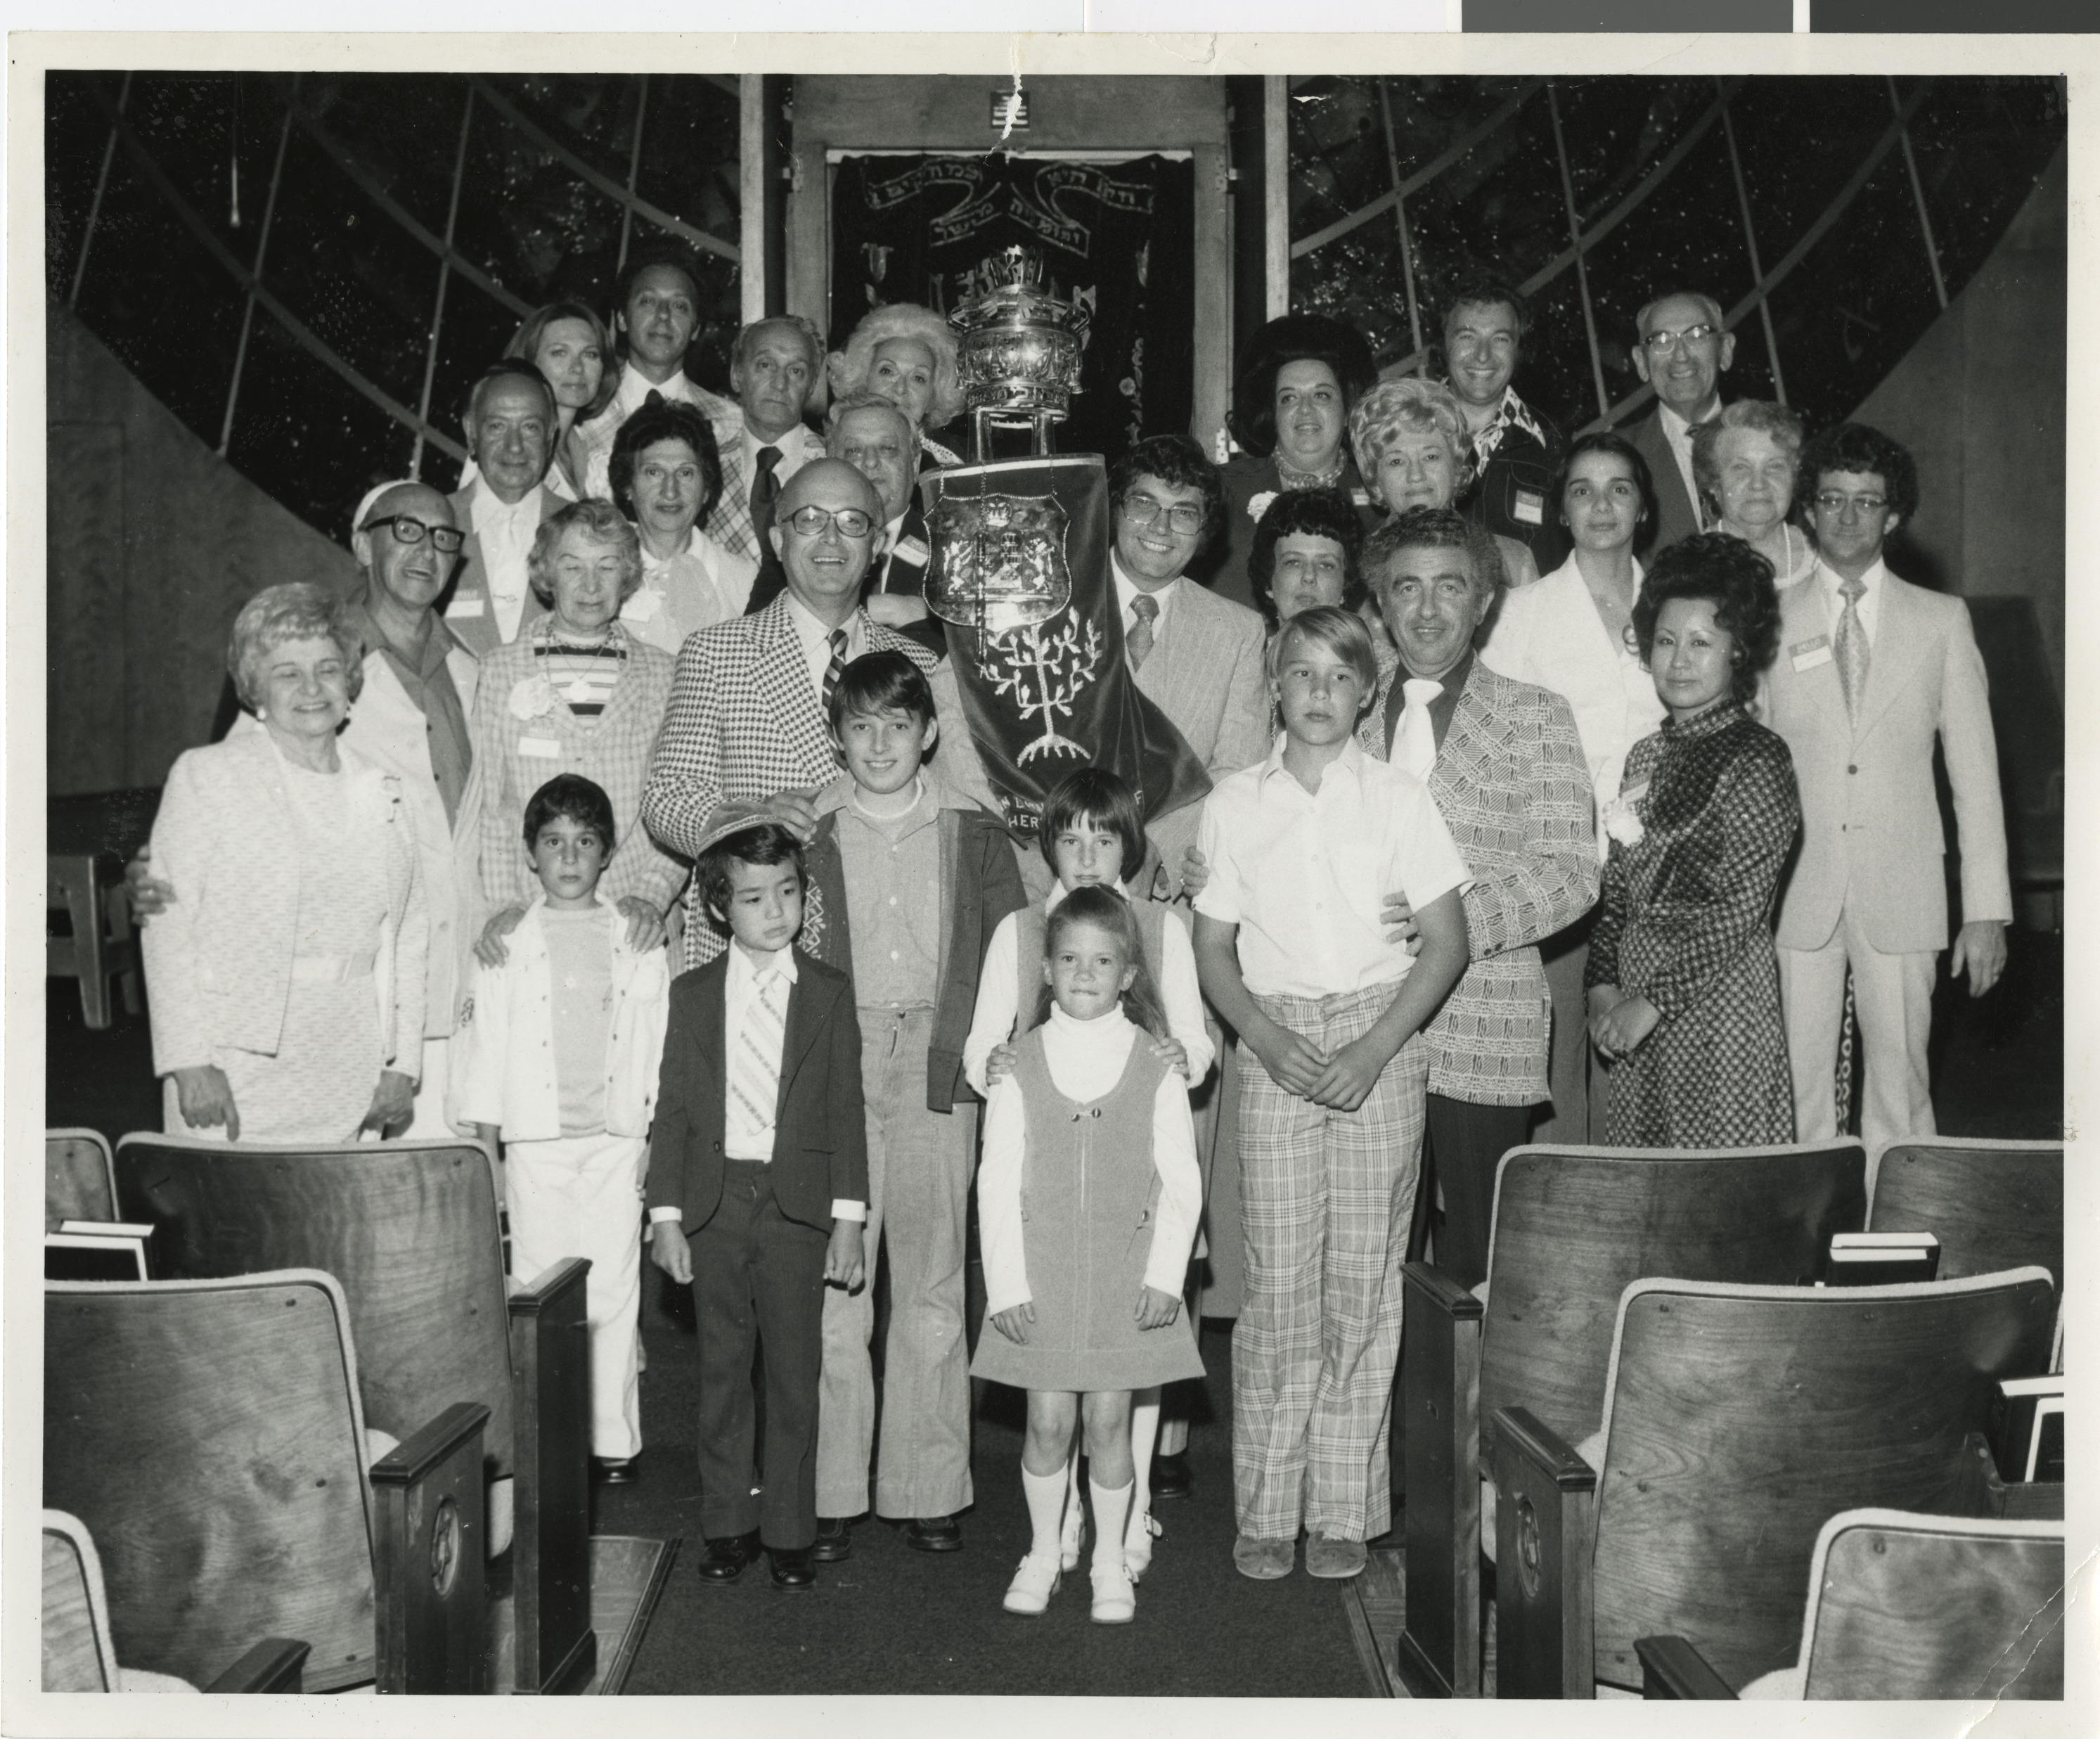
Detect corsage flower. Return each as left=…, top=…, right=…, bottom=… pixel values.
left=508, top=674, right=560, bottom=721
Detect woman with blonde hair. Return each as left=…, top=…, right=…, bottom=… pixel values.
left=453, top=300, right=618, bottom=500
left=826, top=302, right=967, bottom=467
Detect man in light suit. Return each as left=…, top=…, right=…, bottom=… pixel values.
left=1766, top=423, right=2010, bottom=1160
left=705, top=316, right=829, bottom=568
left=442, top=361, right=567, bottom=657
left=1628, top=289, right=1733, bottom=557
left=1110, top=433, right=1272, bottom=892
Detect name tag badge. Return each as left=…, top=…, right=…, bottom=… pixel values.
left=446, top=595, right=487, bottom=619
left=518, top=736, right=562, bottom=759
left=893, top=535, right=929, bottom=568
left=1618, top=780, right=1650, bottom=808
left=1513, top=489, right=1545, bottom=526
left=1790, top=636, right=1834, bottom=672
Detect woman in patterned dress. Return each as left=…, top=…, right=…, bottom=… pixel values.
left=1585, top=534, right=1801, bottom=1148
left=470, top=500, right=683, bottom=963
left=142, top=583, right=427, bottom=1143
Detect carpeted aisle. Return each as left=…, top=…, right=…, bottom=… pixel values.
left=602, top=1312, right=1377, bottom=1697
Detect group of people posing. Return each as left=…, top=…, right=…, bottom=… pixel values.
left=131, top=246, right=2012, bottom=1624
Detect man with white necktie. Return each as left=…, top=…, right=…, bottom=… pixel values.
left=444, top=360, right=568, bottom=657
left=1765, top=423, right=2009, bottom=1162
left=1358, top=506, right=1596, bottom=1283
left=706, top=316, right=830, bottom=568
left=1628, top=289, right=1734, bottom=557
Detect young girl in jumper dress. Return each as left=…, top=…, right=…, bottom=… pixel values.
left=970, top=886, right=1206, bottom=1623
left=963, top=768, right=1213, bottom=1583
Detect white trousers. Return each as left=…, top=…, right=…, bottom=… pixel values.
left=1779, top=904, right=1938, bottom=1168
left=505, top=1129, right=648, bottom=1460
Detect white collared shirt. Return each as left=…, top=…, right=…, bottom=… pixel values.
left=1656, top=401, right=1708, bottom=524
left=1816, top=556, right=1886, bottom=647
left=780, top=591, right=869, bottom=699
left=1193, top=735, right=1470, bottom=999
left=470, top=486, right=543, bottom=644
left=1110, top=553, right=1180, bottom=643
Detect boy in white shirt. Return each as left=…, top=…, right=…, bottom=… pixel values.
left=452, top=774, right=671, bottom=1478
left=1192, top=606, right=1471, bottom=1584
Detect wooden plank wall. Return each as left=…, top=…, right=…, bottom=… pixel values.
left=45, top=302, right=360, bottom=797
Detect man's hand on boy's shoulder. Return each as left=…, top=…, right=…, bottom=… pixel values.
left=650, top=1220, right=694, bottom=1285
left=616, top=896, right=666, bottom=952
left=825, top=1219, right=866, bottom=1294
left=477, top=904, right=527, bottom=966
left=761, top=787, right=821, bottom=841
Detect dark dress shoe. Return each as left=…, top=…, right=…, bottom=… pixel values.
left=769, top=1546, right=817, bottom=1591
left=903, top=1515, right=964, bottom=1553
left=696, top=1532, right=761, bottom=1584
left=595, top=1457, right=636, bottom=1484
left=1152, top=1451, right=1193, bottom=1501
left=811, top=1517, right=853, bottom=1562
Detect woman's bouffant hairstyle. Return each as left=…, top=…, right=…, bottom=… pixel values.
left=825, top=303, right=966, bottom=428
left=1226, top=314, right=1380, bottom=459
left=1552, top=431, right=1660, bottom=558
left=1246, top=489, right=1366, bottom=625
left=522, top=772, right=616, bottom=849
left=505, top=299, right=618, bottom=424
left=1689, top=400, right=1806, bottom=524
left=527, top=499, right=645, bottom=608
left=1033, top=883, right=1170, bottom=1042
left=608, top=400, right=725, bottom=528
left=1348, top=376, right=1474, bottom=496
left=228, top=582, right=365, bottom=712
left=1797, top=421, right=1919, bottom=523
left=1037, top=766, right=1147, bottom=885
left=1632, top=532, right=1783, bottom=705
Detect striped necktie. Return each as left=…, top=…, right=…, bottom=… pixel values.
left=822, top=628, right=849, bottom=714
left=728, top=968, right=789, bottom=1148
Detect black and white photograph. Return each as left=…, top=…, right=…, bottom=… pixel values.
left=7, top=27, right=2085, bottom=1725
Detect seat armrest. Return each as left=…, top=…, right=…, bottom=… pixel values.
left=1635, top=1636, right=1737, bottom=1700
left=511, top=1254, right=589, bottom=1311
left=508, top=1256, right=595, bottom=1694
left=1490, top=1406, right=1597, bottom=1700
left=370, top=1401, right=491, bottom=1694
left=1399, top=1262, right=1486, bottom=1698
left=204, top=1638, right=311, bottom=1694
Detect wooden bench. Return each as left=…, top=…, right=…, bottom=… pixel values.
left=1398, top=1139, right=1867, bottom=1696
left=1636, top=1508, right=2067, bottom=1700
left=46, top=1272, right=489, bottom=1692
left=1490, top=1266, right=2058, bottom=1697
left=112, top=1133, right=673, bottom=1694
left=1869, top=1136, right=2062, bottom=1290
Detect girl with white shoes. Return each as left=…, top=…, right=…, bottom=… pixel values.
left=970, top=887, right=1206, bottom=1623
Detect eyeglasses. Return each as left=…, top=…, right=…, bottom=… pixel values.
left=783, top=504, right=875, bottom=539
left=363, top=514, right=466, bottom=553
left=1121, top=493, right=1207, bottom=535
left=1812, top=492, right=1889, bottom=516
left=1640, top=322, right=1720, bottom=355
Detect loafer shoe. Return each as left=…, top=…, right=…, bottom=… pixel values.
left=1003, top=1552, right=1062, bottom=1615
left=1125, top=1508, right=1161, bottom=1582
left=594, top=1457, right=636, bottom=1485
left=1090, top=1560, right=1136, bottom=1624
left=811, top=1517, right=853, bottom=1563
left=1232, top=1534, right=1294, bottom=1580
left=768, top=1546, right=816, bottom=1591
left=1150, top=1450, right=1192, bottom=1501
left=696, top=1531, right=760, bottom=1585
left=903, top=1515, right=963, bottom=1553
left=1306, top=1533, right=1368, bottom=1579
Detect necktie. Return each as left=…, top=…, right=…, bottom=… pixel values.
left=750, top=444, right=783, bottom=552
left=1393, top=678, right=1442, bottom=780
left=1127, top=592, right=1160, bottom=672
left=822, top=628, right=849, bottom=714
left=728, top=968, right=789, bottom=1149
left=1834, top=575, right=1869, bottom=720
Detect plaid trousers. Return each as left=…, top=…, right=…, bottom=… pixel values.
left=1232, top=983, right=1427, bottom=1543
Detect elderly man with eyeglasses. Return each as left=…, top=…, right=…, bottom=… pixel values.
left=1628, top=289, right=1736, bottom=556
left=129, top=480, right=487, bottom=1137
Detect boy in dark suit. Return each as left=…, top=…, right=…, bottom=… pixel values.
left=646, top=804, right=868, bottom=1590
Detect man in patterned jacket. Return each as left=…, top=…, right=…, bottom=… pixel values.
left=641, top=458, right=1005, bottom=973
left=1357, top=506, right=1598, bottom=1285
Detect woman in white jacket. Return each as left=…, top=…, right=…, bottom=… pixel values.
left=143, top=584, right=427, bottom=1144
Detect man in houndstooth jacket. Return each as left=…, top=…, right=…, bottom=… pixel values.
left=641, top=458, right=1007, bottom=975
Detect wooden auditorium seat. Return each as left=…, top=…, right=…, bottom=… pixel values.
left=43, top=1509, right=309, bottom=1694
left=1489, top=1266, right=2059, bottom=1697
left=1868, top=1136, right=2063, bottom=1290
left=46, top=1272, right=489, bottom=1692
left=111, top=1132, right=674, bottom=1695
left=1635, top=1509, right=2067, bottom=1700
left=45, top=1129, right=117, bottom=1228
left=1398, top=1139, right=1868, bottom=1696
